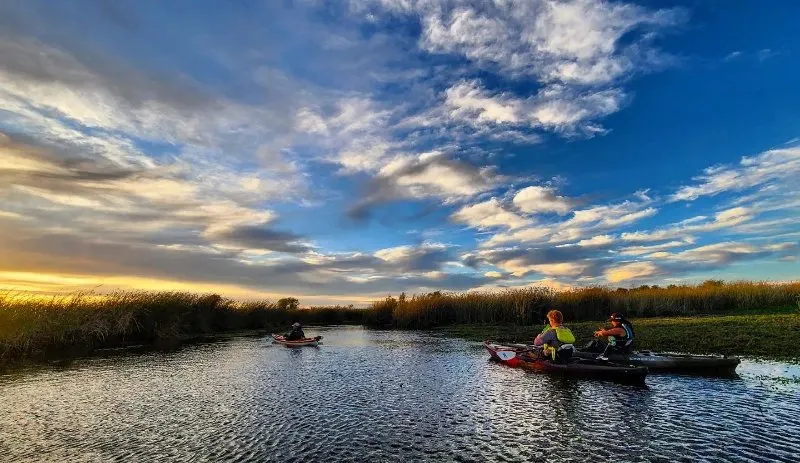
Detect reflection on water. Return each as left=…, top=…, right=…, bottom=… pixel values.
left=1, top=326, right=798, bottom=462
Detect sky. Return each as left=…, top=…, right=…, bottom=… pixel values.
left=1, top=0, right=798, bottom=305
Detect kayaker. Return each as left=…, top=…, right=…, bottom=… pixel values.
left=285, top=322, right=305, bottom=341
left=534, top=310, right=576, bottom=362
left=593, top=312, right=635, bottom=353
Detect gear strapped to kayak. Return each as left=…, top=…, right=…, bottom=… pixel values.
left=484, top=341, right=648, bottom=386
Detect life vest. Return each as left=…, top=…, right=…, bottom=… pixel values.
left=621, top=321, right=634, bottom=340
left=541, top=326, right=576, bottom=360
left=608, top=321, right=635, bottom=349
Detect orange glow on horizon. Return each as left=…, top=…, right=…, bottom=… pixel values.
left=0, top=271, right=378, bottom=306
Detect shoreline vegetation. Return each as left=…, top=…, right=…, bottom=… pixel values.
left=1, top=280, right=798, bottom=366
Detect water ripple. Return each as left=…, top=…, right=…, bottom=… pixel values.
left=1, top=327, right=798, bottom=462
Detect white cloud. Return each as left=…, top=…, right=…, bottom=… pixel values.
left=482, top=226, right=552, bottom=248
left=451, top=198, right=531, bottom=230
left=530, top=262, right=587, bottom=277
left=373, top=242, right=451, bottom=272
left=374, top=245, right=420, bottom=262
left=621, top=207, right=753, bottom=243
left=484, top=192, right=654, bottom=248
left=417, top=0, right=683, bottom=84
left=0, top=210, right=24, bottom=220
left=766, top=243, right=796, bottom=252
left=392, top=159, right=495, bottom=198
left=605, top=261, right=658, bottom=283
left=0, top=38, right=283, bottom=154
left=714, top=207, right=752, bottom=226
left=443, top=80, right=626, bottom=133
left=723, top=51, right=742, bottom=62
left=513, top=185, right=574, bottom=215
left=566, top=201, right=657, bottom=228
left=445, top=81, right=520, bottom=124
left=296, top=97, right=504, bottom=204
left=619, top=239, right=694, bottom=256
left=350, top=1, right=684, bottom=142
left=577, top=234, right=615, bottom=247
left=647, top=251, right=671, bottom=259
left=671, top=147, right=800, bottom=202
left=296, top=98, right=398, bottom=174
left=496, top=259, right=586, bottom=277
left=294, top=108, right=330, bottom=134
left=664, top=242, right=759, bottom=264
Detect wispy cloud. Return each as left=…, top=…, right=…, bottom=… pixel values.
left=451, top=198, right=531, bottom=230
left=723, top=51, right=743, bottom=62
left=671, top=148, right=800, bottom=202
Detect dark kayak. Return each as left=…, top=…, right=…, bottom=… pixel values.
left=573, top=349, right=740, bottom=375
left=484, top=342, right=648, bottom=386
left=272, top=334, right=323, bottom=347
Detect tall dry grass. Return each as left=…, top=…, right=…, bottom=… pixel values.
left=365, top=281, right=800, bottom=329
left=0, top=290, right=363, bottom=361
left=3, top=281, right=797, bottom=361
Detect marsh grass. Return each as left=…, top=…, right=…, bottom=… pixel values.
left=366, top=281, right=800, bottom=329
left=0, top=290, right=363, bottom=361
left=2, top=280, right=797, bottom=363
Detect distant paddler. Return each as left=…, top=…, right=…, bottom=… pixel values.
left=591, top=312, right=635, bottom=354
left=284, top=322, right=305, bottom=341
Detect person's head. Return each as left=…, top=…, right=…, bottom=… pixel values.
left=546, top=310, right=564, bottom=327
left=608, top=312, right=623, bottom=327
left=292, top=322, right=301, bottom=329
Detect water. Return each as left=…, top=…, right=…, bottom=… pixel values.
left=1, top=327, right=799, bottom=462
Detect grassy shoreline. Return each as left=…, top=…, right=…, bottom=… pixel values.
left=2, top=281, right=798, bottom=366
left=439, top=312, right=800, bottom=361
left=0, top=291, right=363, bottom=365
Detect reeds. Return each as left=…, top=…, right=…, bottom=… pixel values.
left=2, top=280, right=797, bottom=361
left=0, top=290, right=363, bottom=361
left=366, top=280, right=800, bottom=329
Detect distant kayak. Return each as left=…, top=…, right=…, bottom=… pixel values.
left=573, top=349, right=740, bottom=375
left=271, top=334, right=323, bottom=347
left=484, top=341, right=647, bottom=385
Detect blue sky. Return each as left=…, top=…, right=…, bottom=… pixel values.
left=1, top=0, right=798, bottom=304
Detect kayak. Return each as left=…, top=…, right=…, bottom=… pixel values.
left=271, top=334, right=323, bottom=347
left=484, top=341, right=648, bottom=385
left=573, top=349, right=740, bottom=375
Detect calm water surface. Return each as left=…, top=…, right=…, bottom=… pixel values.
left=1, top=326, right=799, bottom=462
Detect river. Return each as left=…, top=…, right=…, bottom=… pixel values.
left=1, top=326, right=799, bottom=462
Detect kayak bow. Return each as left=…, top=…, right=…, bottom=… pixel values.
left=484, top=341, right=648, bottom=385
left=271, top=334, right=323, bottom=347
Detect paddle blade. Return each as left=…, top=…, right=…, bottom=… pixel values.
left=495, top=350, right=517, bottom=361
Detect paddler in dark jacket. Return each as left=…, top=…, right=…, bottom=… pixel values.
left=285, top=322, right=305, bottom=341
left=593, top=312, right=635, bottom=353
left=534, top=310, right=576, bottom=362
